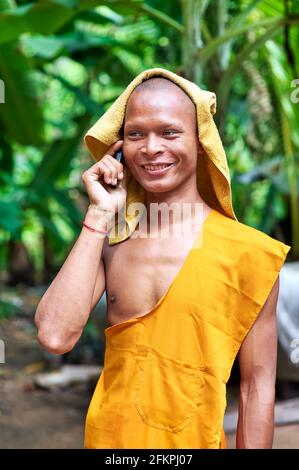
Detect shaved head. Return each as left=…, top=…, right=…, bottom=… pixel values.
left=133, top=77, right=196, bottom=113
left=135, top=77, right=191, bottom=99
left=120, top=77, right=197, bottom=138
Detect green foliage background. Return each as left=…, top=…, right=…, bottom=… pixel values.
left=0, top=0, right=298, bottom=285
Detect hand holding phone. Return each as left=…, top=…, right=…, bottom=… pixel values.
left=109, top=148, right=124, bottom=188
left=82, top=140, right=126, bottom=214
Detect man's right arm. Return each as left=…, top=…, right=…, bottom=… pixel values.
left=35, top=139, right=126, bottom=355
left=34, top=207, right=111, bottom=355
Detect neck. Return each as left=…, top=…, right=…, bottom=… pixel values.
left=141, top=178, right=210, bottom=233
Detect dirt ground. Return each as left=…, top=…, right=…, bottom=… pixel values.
left=0, top=317, right=91, bottom=449
left=1, top=316, right=298, bottom=449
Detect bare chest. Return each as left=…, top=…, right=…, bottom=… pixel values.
left=103, top=234, right=197, bottom=327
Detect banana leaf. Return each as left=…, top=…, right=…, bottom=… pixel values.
left=0, top=41, right=44, bottom=145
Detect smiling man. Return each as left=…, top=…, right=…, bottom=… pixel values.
left=35, top=68, right=290, bottom=449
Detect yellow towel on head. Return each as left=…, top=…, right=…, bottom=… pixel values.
left=84, top=67, right=237, bottom=245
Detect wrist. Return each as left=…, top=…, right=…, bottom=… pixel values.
left=87, top=203, right=115, bottom=218
left=86, top=205, right=115, bottom=223
left=84, top=206, right=116, bottom=236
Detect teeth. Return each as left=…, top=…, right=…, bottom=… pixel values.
left=143, top=164, right=172, bottom=170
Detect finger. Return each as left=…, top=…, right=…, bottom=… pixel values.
left=105, top=154, right=124, bottom=175
left=85, top=159, right=111, bottom=179
left=101, top=158, right=119, bottom=185
left=118, top=164, right=127, bottom=190
left=84, top=160, right=112, bottom=184
left=105, top=139, right=124, bottom=158
left=97, top=160, right=115, bottom=184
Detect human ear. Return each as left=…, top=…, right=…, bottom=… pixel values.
left=118, top=124, right=124, bottom=139
left=197, top=141, right=205, bottom=156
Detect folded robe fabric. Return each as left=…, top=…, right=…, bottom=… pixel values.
left=84, top=209, right=291, bottom=449
left=84, top=67, right=237, bottom=245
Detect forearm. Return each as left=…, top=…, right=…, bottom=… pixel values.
left=35, top=207, right=113, bottom=352
left=236, top=382, right=275, bottom=448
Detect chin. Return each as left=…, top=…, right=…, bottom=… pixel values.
left=139, top=180, right=178, bottom=193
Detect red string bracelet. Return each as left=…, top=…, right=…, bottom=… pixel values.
left=82, top=220, right=109, bottom=234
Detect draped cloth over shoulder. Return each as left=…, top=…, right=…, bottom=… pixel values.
left=84, top=67, right=237, bottom=245
left=84, top=210, right=291, bottom=449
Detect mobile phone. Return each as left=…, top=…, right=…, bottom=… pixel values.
left=109, top=148, right=123, bottom=187
left=115, top=149, right=123, bottom=163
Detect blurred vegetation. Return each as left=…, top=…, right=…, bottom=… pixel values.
left=0, top=0, right=298, bottom=291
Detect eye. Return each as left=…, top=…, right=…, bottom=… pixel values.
left=128, top=131, right=143, bottom=137
left=164, top=129, right=178, bottom=135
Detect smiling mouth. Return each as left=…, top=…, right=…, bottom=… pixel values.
left=141, top=163, right=174, bottom=170
left=141, top=162, right=176, bottom=175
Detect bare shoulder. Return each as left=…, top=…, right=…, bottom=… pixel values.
left=258, top=274, right=280, bottom=320
left=247, top=275, right=280, bottom=336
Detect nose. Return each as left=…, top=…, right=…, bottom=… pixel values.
left=142, top=133, right=164, bottom=158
